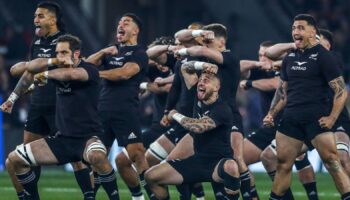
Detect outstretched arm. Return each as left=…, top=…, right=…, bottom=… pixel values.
left=176, top=46, right=223, bottom=64
left=99, top=62, right=140, bottom=81
left=168, top=110, right=216, bottom=134
left=265, top=43, right=296, bottom=60
left=86, top=46, right=118, bottom=66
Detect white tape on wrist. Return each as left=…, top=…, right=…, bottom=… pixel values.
left=172, top=113, right=185, bottom=123
left=47, top=58, right=54, bottom=67
left=44, top=71, right=49, bottom=78
left=140, top=82, right=148, bottom=90
left=178, top=48, right=188, bottom=56
left=192, top=30, right=203, bottom=37
left=194, top=62, right=205, bottom=70
left=8, top=92, right=19, bottom=103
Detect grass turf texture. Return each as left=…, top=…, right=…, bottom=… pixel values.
left=0, top=171, right=339, bottom=199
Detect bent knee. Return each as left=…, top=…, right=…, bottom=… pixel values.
left=323, top=155, right=341, bottom=172
left=260, top=148, right=276, bottom=163
left=144, top=168, right=159, bottom=184
left=224, top=160, right=239, bottom=177
left=87, top=151, right=107, bottom=165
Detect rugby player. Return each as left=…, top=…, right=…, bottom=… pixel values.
left=263, top=14, right=350, bottom=199
left=2, top=2, right=92, bottom=199
left=7, top=34, right=118, bottom=200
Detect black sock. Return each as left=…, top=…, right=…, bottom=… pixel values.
left=74, top=168, right=94, bottom=200
left=342, top=192, right=350, bottom=200
left=127, top=185, right=143, bottom=197
left=240, top=170, right=251, bottom=200
left=140, top=170, right=157, bottom=200
left=227, top=193, right=240, bottom=200
left=32, top=166, right=41, bottom=183
left=190, top=183, right=205, bottom=198
left=283, top=188, right=294, bottom=200
left=267, top=170, right=276, bottom=181
left=303, top=182, right=318, bottom=200
left=16, top=170, right=39, bottom=200
left=250, top=185, right=259, bottom=199
left=176, top=184, right=191, bottom=200
left=270, top=192, right=283, bottom=200
left=211, top=181, right=238, bottom=200
left=93, top=171, right=101, bottom=194
left=99, top=169, right=119, bottom=200
left=17, top=191, right=25, bottom=200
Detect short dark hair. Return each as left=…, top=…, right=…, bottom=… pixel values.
left=319, top=28, right=334, bottom=50
left=294, top=14, right=317, bottom=29
left=188, top=22, right=204, bottom=30
left=37, top=1, right=66, bottom=32
left=57, top=34, right=81, bottom=52
left=203, top=23, right=227, bottom=40
left=148, top=36, right=175, bottom=48
left=260, top=41, right=275, bottom=47
left=122, top=13, right=143, bottom=32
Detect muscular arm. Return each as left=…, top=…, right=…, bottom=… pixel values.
left=25, top=58, right=51, bottom=73
left=252, top=77, right=279, bottom=92
left=86, top=51, right=105, bottom=66
left=268, top=79, right=288, bottom=117
left=10, top=62, right=28, bottom=77
left=181, top=62, right=199, bottom=89
left=328, top=76, right=347, bottom=120
left=157, top=74, right=174, bottom=85
left=147, top=82, right=172, bottom=94
left=174, top=29, right=195, bottom=42
left=99, top=62, right=140, bottom=81
left=47, top=67, right=89, bottom=82
left=240, top=60, right=259, bottom=78
left=12, top=71, right=35, bottom=96
left=265, top=43, right=296, bottom=60
left=179, top=116, right=217, bottom=134
left=146, top=45, right=169, bottom=65
left=185, top=46, right=223, bottom=64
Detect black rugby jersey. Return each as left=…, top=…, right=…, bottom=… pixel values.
left=98, top=44, right=148, bottom=111
left=192, top=99, right=233, bottom=158
left=280, top=44, right=341, bottom=119
left=30, top=31, right=65, bottom=106
left=55, top=61, right=102, bottom=137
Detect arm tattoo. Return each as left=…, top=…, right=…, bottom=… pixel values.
left=180, top=116, right=216, bottom=134
left=13, top=71, right=34, bottom=96
left=269, top=79, right=287, bottom=115
left=329, top=76, right=346, bottom=99
left=182, top=61, right=196, bottom=74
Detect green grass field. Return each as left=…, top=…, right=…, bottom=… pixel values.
left=0, top=171, right=340, bottom=199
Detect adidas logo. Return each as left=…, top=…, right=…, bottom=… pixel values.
left=309, top=191, right=316, bottom=196
left=215, top=192, right=223, bottom=196
left=337, top=126, right=346, bottom=131
left=128, top=132, right=137, bottom=139
left=243, top=192, right=250, bottom=197
left=111, top=190, right=118, bottom=196
left=34, top=40, right=40, bottom=45
left=231, top=126, right=239, bottom=130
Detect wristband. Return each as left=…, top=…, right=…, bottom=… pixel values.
left=8, top=92, right=19, bottom=103
left=192, top=30, right=203, bottom=37
left=194, top=62, right=205, bottom=70
left=172, top=113, right=185, bottom=123
left=44, top=71, right=49, bottom=78
left=246, top=80, right=253, bottom=89
left=47, top=58, right=54, bottom=67
left=178, top=48, right=188, bottom=56
left=140, top=82, right=148, bottom=90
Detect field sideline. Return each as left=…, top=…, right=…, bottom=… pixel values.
left=0, top=171, right=339, bottom=199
